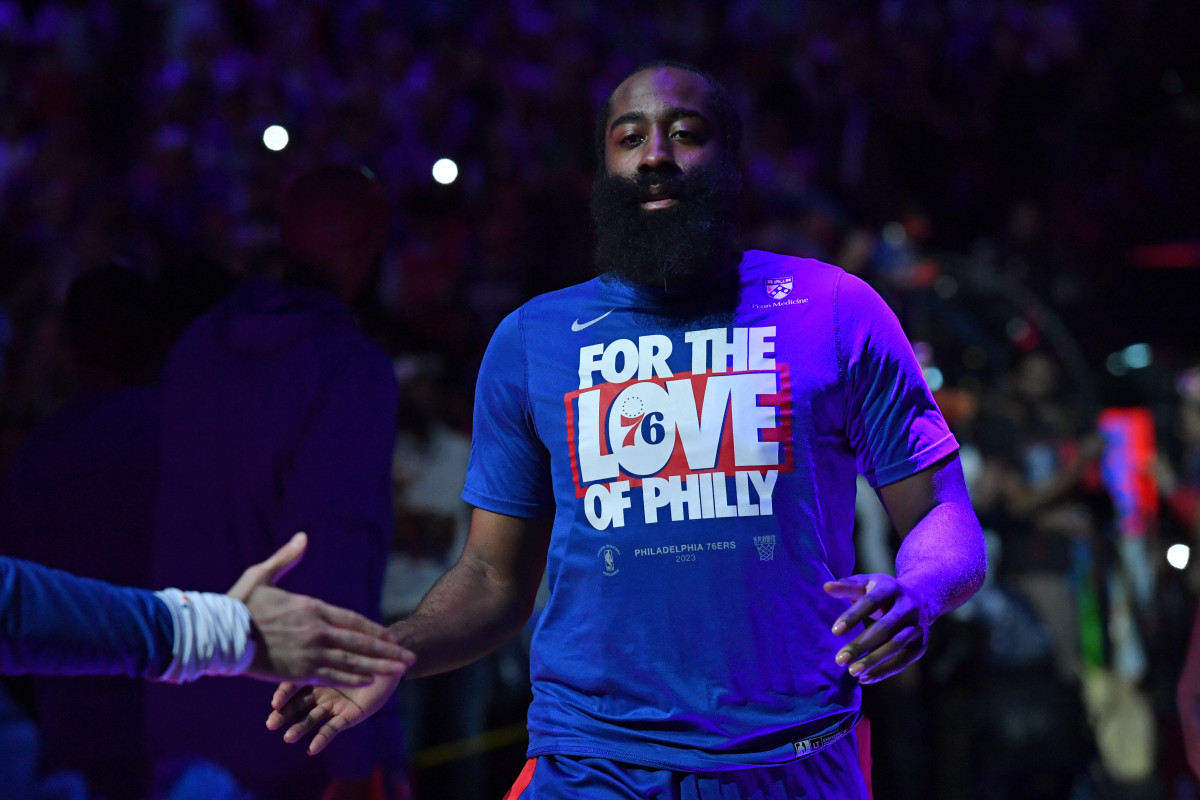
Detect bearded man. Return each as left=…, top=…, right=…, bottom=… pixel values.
left=269, top=62, right=986, bottom=800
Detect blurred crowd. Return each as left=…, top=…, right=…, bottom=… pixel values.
left=1, top=1, right=1199, bottom=799
left=3, top=0, right=1199, bottom=417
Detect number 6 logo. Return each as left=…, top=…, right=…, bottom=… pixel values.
left=608, top=383, right=676, bottom=477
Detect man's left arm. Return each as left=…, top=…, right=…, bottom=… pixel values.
left=825, top=451, right=986, bottom=683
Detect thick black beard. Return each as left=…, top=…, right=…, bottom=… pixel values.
left=590, top=161, right=742, bottom=287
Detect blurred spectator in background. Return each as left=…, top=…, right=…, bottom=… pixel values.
left=379, top=353, right=492, bottom=800
left=1157, top=367, right=1200, bottom=545
left=0, top=263, right=164, bottom=798
left=144, top=165, right=398, bottom=800
left=976, top=351, right=1104, bottom=684
left=382, top=354, right=471, bottom=626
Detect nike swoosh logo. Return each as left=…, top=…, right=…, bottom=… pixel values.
left=571, top=309, right=614, bottom=332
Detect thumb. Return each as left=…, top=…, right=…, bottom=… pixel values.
left=258, top=531, right=308, bottom=585
left=227, top=532, right=308, bottom=599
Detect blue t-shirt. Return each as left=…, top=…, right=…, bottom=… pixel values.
left=463, top=251, right=958, bottom=770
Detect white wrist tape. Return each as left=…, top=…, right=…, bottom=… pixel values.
left=154, top=589, right=257, bottom=683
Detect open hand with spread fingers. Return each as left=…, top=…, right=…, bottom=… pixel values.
left=266, top=673, right=403, bottom=755
left=824, top=572, right=932, bottom=684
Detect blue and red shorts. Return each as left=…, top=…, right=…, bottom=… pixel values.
left=503, top=731, right=868, bottom=800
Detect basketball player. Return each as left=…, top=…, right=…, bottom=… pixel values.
left=269, top=62, right=986, bottom=799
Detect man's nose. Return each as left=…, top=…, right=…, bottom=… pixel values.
left=638, top=129, right=676, bottom=173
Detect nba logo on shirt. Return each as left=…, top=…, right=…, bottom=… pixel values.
left=598, top=545, right=620, bottom=576
left=764, top=277, right=793, bottom=300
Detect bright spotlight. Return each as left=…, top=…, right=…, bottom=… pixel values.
left=262, top=125, right=289, bottom=151
left=432, top=158, right=458, bottom=185
left=923, top=366, right=945, bottom=392
left=1168, top=543, right=1190, bottom=570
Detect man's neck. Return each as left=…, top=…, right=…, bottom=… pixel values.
left=662, top=248, right=741, bottom=293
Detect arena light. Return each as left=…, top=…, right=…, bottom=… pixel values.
left=263, top=125, right=289, bottom=151
left=1122, top=343, right=1152, bottom=370
left=432, top=158, right=458, bottom=185
left=1167, top=543, right=1190, bottom=570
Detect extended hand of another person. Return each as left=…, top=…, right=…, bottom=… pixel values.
left=266, top=673, right=403, bottom=755
left=823, top=573, right=931, bottom=684
left=227, top=532, right=416, bottom=686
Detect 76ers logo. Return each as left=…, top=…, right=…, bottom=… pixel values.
left=764, top=276, right=793, bottom=300
left=612, top=385, right=675, bottom=477
left=567, top=369, right=793, bottom=493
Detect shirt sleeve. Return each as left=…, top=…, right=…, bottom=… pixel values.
left=462, top=308, right=555, bottom=517
left=0, top=556, right=173, bottom=678
left=837, top=272, right=959, bottom=488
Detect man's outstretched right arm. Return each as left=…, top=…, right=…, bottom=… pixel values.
left=267, top=508, right=551, bottom=754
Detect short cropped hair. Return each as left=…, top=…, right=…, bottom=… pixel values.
left=593, top=60, right=743, bottom=170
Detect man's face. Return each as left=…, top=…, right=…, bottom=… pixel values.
left=603, top=67, right=724, bottom=200
left=592, top=67, right=741, bottom=286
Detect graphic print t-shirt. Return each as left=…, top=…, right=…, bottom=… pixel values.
left=463, top=251, right=958, bottom=770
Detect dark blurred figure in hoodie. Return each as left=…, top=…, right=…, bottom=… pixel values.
left=145, top=166, right=398, bottom=800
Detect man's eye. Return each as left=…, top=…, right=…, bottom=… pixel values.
left=620, top=133, right=643, bottom=146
